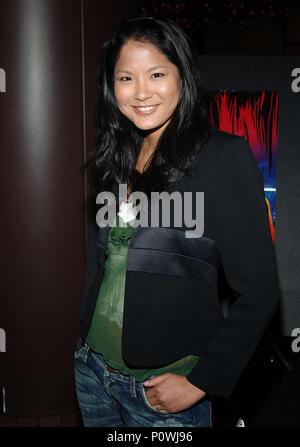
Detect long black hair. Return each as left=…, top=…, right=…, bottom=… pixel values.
left=85, top=12, right=212, bottom=201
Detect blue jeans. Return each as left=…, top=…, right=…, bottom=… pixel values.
left=74, top=338, right=212, bottom=427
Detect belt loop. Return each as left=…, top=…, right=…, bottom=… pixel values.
left=80, top=343, right=90, bottom=363
left=130, top=375, right=136, bottom=398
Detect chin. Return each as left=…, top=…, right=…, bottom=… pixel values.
left=133, top=117, right=167, bottom=129
left=134, top=122, right=160, bottom=131
left=138, top=124, right=159, bottom=130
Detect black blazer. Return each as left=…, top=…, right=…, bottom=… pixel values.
left=79, top=129, right=280, bottom=399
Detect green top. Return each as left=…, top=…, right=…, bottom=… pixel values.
left=86, top=211, right=199, bottom=381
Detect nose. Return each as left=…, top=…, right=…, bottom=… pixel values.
left=134, top=79, right=153, bottom=101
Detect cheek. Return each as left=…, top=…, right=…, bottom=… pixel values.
left=159, top=81, right=180, bottom=101
left=114, top=86, right=129, bottom=106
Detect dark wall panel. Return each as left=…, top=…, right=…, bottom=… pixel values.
left=0, top=0, right=85, bottom=415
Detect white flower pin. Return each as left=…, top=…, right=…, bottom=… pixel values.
left=117, top=201, right=139, bottom=223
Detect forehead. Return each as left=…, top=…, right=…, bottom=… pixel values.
left=115, top=39, right=170, bottom=67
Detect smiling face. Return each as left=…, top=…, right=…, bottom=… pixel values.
left=114, top=39, right=182, bottom=143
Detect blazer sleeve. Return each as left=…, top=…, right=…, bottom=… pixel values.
left=186, top=135, right=281, bottom=399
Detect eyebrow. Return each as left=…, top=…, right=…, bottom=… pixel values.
left=115, top=65, right=169, bottom=75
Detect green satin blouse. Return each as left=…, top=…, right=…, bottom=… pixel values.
left=86, top=212, right=199, bottom=381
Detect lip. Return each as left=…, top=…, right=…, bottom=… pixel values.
left=132, top=105, right=160, bottom=115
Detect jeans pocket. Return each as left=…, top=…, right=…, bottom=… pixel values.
left=140, top=385, right=170, bottom=416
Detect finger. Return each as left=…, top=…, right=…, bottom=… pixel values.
left=148, top=397, right=165, bottom=412
left=145, top=389, right=156, bottom=400
left=145, top=390, right=160, bottom=407
left=148, top=397, right=158, bottom=407
left=144, top=373, right=169, bottom=386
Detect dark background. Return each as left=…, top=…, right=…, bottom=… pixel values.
left=0, top=0, right=300, bottom=427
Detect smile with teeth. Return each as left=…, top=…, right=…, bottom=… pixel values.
left=136, top=106, right=156, bottom=110
left=133, top=105, right=159, bottom=114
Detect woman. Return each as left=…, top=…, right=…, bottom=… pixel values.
left=74, top=13, right=280, bottom=427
